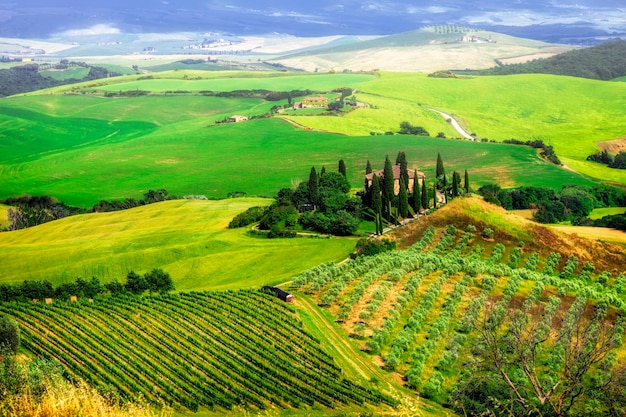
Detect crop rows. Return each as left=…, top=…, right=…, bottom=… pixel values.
left=0, top=290, right=391, bottom=411
left=292, top=225, right=626, bottom=399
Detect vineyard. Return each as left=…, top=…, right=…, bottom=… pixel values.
left=0, top=291, right=392, bottom=412
left=291, top=225, right=626, bottom=413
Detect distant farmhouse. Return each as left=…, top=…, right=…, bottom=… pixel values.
left=294, top=96, right=329, bottom=109
left=227, top=115, right=248, bottom=123
left=365, top=164, right=425, bottom=195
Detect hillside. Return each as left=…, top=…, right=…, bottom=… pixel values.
left=0, top=290, right=392, bottom=412
left=269, top=26, right=572, bottom=72
left=0, top=199, right=355, bottom=289
left=476, top=39, right=626, bottom=80
left=289, top=197, right=626, bottom=416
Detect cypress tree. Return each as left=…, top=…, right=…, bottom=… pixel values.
left=436, top=152, right=445, bottom=190
left=396, top=151, right=408, bottom=190
left=464, top=169, right=470, bottom=194
left=371, top=175, right=383, bottom=235
left=320, top=166, right=326, bottom=177
left=421, top=177, right=428, bottom=210
left=452, top=171, right=459, bottom=198
left=398, top=178, right=409, bottom=218
left=338, top=159, right=347, bottom=177
left=308, top=166, right=319, bottom=208
left=433, top=182, right=437, bottom=209
left=411, top=170, right=420, bottom=213
left=382, top=155, right=395, bottom=221
left=365, top=160, right=372, bottom=174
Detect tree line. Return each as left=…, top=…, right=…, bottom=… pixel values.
left=2, top=189, right=176, bottom=231
left=478, top=183, right=626, bottom=227
left=0, top=268, right=174, bottom=303
left=0, top=63, right=123, bottom=97
left=476, top=39, right=626, bottom=80
left=587, top=149, right=626, bottom=170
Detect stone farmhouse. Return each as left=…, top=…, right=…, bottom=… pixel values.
left=227, top=115, right=248, bottom=123
left=294, top=96, right=329, bottom=109
left=364, top=164, right=425, bottom=195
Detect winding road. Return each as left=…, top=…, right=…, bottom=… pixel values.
left=430, top=109, right=475, bottom=140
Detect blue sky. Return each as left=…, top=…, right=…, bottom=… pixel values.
left=1, top=1, right=624, bottom=41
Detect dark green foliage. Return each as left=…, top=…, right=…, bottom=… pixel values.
left=365, top=160, right=372, bottom=174
left=421, top=177, right=428, bottom=210
left=411, top=170, right=421, bottom=213
left=396, top=151, right=409, bottom=190
left=3, top=195, right=83, bottom=230
left=351, top=239, right=396, bottom=258
left=307, top=166, right=320, bottom=209
left=399, top=121, right=430, bottom=136
left=464, top=170, right=470, bottom=194
left=371, top=175, right=383, bottom=235
left=436, top=153, right=445, bottom=183
left=382, top=156, right=395, bottom=221
left=533, top=200, right=566, bottom=223
left=144, top=268, right=175, bottom=293
left=592, top=213, right=626, bottom=231
left=433, top=182, right=437, bottom=208
left=124, top=271, right=148, bottom=294
left=228, top=206, right=266, bottom=228
left=502, top=138, right=561, bottom=165
left=338, top=159, right=347, bottom=177
left=477, top=40, right=626, bottom=80
left=398, top=178, right=409, bottom=218
left=451, top=171, right=460, bottom=198
left=0, top=315, right=20, bottom=355
left=587, top=149, right=614, bottom=165
left=610, top=151, right=626, bottom=169
left=559, top=186, right=596, bottom=218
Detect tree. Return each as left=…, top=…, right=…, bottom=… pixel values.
left=144, top=268, right=175, bottom=293
left=457, top=299, right=625, bottom=417
left=338, top=159, right=347, bottom=177
left=0, top=315, right=20, bottom=355
left=398, top=178, right=408, bottom=218
left=436, top=152, right=445, bottom=179
left=365, top=160, right=372, bottom=175
left=610, top=151, right=626, bottom=169
left=371, top=175, right=382, bottom=235
left=433, top=182, right=437, bottom=208
left=382, top=155, right=395, bottom=221
left=396, top=151, right=408, bottom=191
left=452, top=171, right=460, bottom=198
left=464, top=169, right=470, bottom=194
left=411, top=170, right=421, bottom=213
left=307, top=166, right=319, bottom=209
left=124, top=271, right=148, bottom=294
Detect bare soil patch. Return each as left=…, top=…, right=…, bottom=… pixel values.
left=597, top=137, right=626, bottom=154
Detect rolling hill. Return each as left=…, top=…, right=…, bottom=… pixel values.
left=269, top=26, right=573, bottom=73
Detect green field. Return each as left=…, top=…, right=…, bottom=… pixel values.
left=589, top=206, right=626, bottom=219
left=0, top=198, right=355, bottom=289
left=0, top=102, right=592, bottom=207
left=41, top=67, right=90, bottom=81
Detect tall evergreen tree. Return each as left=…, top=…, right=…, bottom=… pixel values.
left=436, top=152, right=446, bottom=190
left=338, top=159, right=347, bottom=177
left=365, top=160, right=372, bottom=174
left=411, top=170, right=420, bottom=213
left=421, top=177, right=428, bottom=210
left=320, top=166, right=326, bottom=177
left=464, top=169, right=470, bottom=194
left=398, top=177, right=409, bottom=218
left=382, top=155, right=395, bottom=221
left=452, top=171, right=460, bottom=198
left=396, top=151, right=409, bottom=191
left=307, top=166, right=319, bottom=208
left=433, top=182, right=438, bottom=209
left=371, top=174, right=383, bottom=235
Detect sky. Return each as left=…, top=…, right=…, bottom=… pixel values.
left=1, top=1, right=624, bottom=42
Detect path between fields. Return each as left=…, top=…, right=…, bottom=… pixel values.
left=296, top=294, right=389, bottom=383
left=430, top=108, right=474, bottom=140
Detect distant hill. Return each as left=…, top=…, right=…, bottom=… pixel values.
left=476, top=40, right=626, bottom=80
left=269, top=25, right=572, bottom=72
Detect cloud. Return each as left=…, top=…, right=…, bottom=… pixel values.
left=55, top=24, right=120, bottom=37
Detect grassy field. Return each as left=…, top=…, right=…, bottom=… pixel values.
left=41, top=67, right=90, bottom=81
left=589, top=207, right=626, bottom=219
left=0, top=204, right=8, bottom=230
left=0, top=198, right=355, bottom=289
left=0, top=104, right=592, bottom=207
left=357, top=72, right=626, bottom=184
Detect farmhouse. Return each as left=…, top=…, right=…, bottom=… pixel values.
left=227, top=115, right=248, bottom=123
left=298, top=96, right=329, bottom=108
left=364, top=164, right=425, bottom=196
left=262, top=286, right=295, bottom=303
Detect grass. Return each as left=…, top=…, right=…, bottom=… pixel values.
left=0, top=198, right=355, bottom=289
left=358, top=72, right=626, bottom=184
left=41, top=67, right=90, bottom=81
left=589, top=207, right=626, bottom=219
left=0, top=109, right=593, bottom=207
left=0, top=204, right=8, bottom=230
